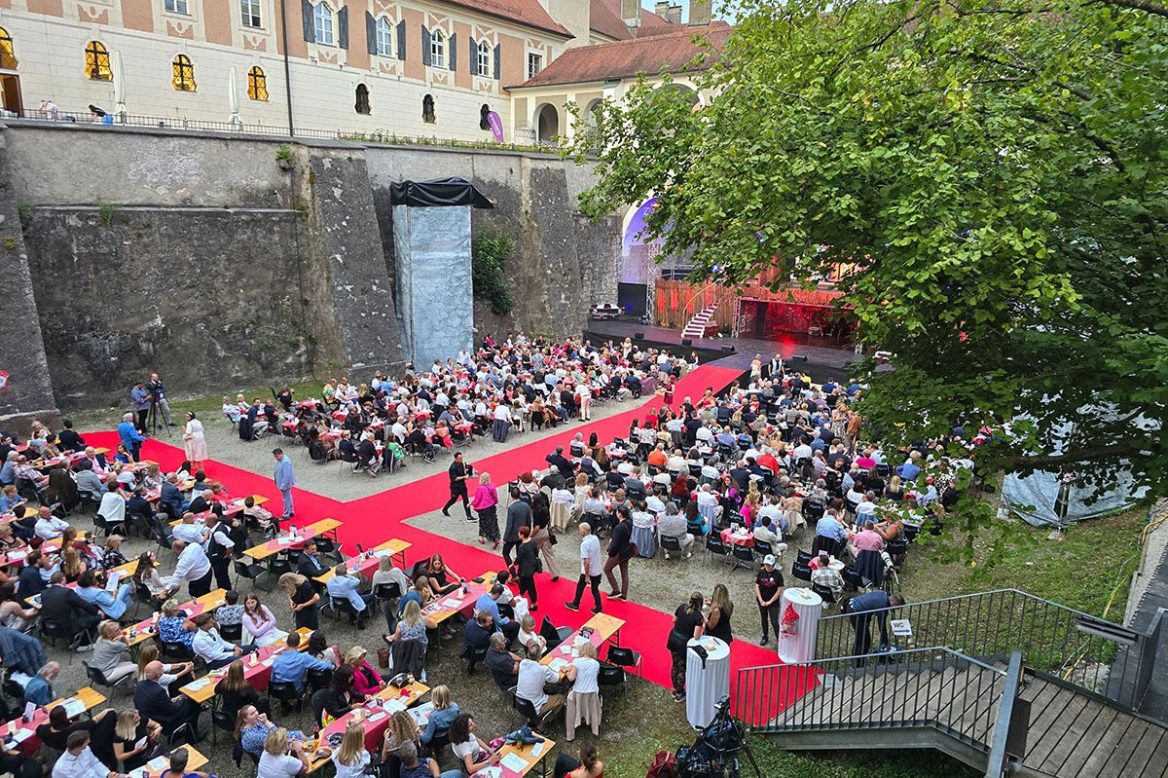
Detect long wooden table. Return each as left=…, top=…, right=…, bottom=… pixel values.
left=127, top=746, right=208, bottom=778
left=491, top=737, right=557, bottom=777
left=308, top=679, right=430, bottom=772
left=3, top=535, right=87, bottom=569
left=312, top=538, right=411, bottom=585
left=124, top=588, right=227, bottom=650
left=421, top=570, right=497, bottom=625
left=0, top=686, right=106, bottom=755
left=541, top=613, right=626, bottom=678
left=244, top=518, right=343, bottom=563
left=179, top=627, right=313, bottom=704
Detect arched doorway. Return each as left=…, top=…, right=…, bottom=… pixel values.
left=662, top=82, right=700, bottom=108
left=535, top=103, right=559, bottom=145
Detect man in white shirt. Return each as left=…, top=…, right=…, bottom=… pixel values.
left=53, top=730, right=124, bottom=778
left=171, top=513, right=209, bottom=546
left=33, top=506, right=70, bottom=540
left=578, top=382, right=593, bottom=421
left=325, top=564, right=374, bottom=628
left=96, top=483, right=125, bottom=530
left=191, top=612, right=253, bottom=669
left=492, top=402, right=513, bottom=443
left=516, top=641, right=563, bottom=716
left=164, top=539, right=213, bottom=598
left=564, top=522, right=604, bottom=614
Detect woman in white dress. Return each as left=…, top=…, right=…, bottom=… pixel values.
left=183, top=411, right=208, bottom=469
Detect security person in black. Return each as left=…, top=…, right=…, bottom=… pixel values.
left=442, top=452, right=473, bottom=519
left=206, top=513, right=235, bottom=591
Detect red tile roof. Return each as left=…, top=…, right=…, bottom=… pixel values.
left=436, top=0, right=572, bottom=39
left=589, top=0, right=635, bottom=41
left=511, top=25, right=731, bottom=89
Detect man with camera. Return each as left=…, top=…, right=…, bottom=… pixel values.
left=146, top=372, right=175, bottom=426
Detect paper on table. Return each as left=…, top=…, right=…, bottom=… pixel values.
left=531, top=741, right=544, bottom=757
left=62, top=698, right=86, bottom=718
left=186, top=678, right=211, bottom=691
left=500, top=753, right=529, bottom=772
left=547, top=658, right=568, bottom=672
left=6, top=550, right=26, bottom=561
left=473, top=768, right=502, bottom=778
left=106, top=570, right=122, bottom=591
left=441, top=597, right=463, bottom=608
left=385, top=699, right=407, bottom=713
left=127, top=768, right=148, bottom=778
left=146, top=756, right=169, bottom=770
left=10, top=729, right=33, bottom=744
left=367, top=711, right=387, bottom=723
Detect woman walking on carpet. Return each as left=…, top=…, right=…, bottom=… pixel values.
left=472, top=472, right=500, bottom=548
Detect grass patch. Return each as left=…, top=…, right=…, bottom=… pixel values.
left=902, top=508, right=1147, bottom=620
left=749, top=737, right=976, bottom=778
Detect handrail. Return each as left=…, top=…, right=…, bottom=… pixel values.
left=737, top=645, right=1008, bottom=677
left=983, top=650, right=1024, bottom=778
left=812, top=587, right=1153, bottom=712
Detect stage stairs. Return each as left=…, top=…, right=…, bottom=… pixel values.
left=735, top=589, right=1168, bottom=777
left=682, top=303, right=720, bottom=339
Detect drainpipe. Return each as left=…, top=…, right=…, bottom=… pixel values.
left=279, top=0, right=294, bottom=136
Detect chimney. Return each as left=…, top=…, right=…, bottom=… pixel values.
left=666, top=4, right=683, bottom=24
left=689, top=0, right=712, bottom=26
left=621, top=0, right=641, bottom=25
left=655, top=2, right=670, bottom=17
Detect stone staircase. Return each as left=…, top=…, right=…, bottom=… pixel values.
left=682, top=303, right=719, bottom=339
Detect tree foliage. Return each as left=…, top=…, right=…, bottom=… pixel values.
left=473, top=233, right=516, bottom=315
left=569, top=0, right=1168, bottom=499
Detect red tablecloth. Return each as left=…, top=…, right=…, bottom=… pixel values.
left=720, top=528, right=754, bottom=548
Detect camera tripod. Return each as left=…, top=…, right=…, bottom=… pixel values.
left=147, top=397, right=171, bottom=438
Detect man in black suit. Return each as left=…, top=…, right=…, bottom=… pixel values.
left=296, top=540, right=328, bottom=579
left=159, top=474, right=184, bottom=518
left=17, top=551, right=49, bottom=597
left=39, top=572, right=100, bottom=644
left=545, top=446, right=575, bottom=480
left=57, top=419, right=85, bottom=453
left=134, top=660, right=200, bottom=735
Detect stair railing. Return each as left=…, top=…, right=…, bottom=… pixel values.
left=812, top=588, right=1151, bottom=713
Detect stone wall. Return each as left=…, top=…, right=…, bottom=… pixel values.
left=23, top=206, right=313, bottom=410
left=0, top=121, right=621, bottom=419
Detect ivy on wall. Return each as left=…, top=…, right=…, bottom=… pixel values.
left=472, top=233, right=515, bottom=315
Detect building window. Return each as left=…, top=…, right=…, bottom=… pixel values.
left=164, top=0, right=189, bottom=15
left=172, top=54, right=196, bottom=91
left=476, top=40, right=491, bottom=77
left=430, top=29, right=445, bottom=69
left=84, top=41, right=111, bottom=80
left=0, top=28, right=17, bottom=70
left=247, top=65, right=268, bottom=100
left=240, top=0, right=262, bottom=28
left=422, top=93, right=435, bottom=123
left=375, top=17, right=393, bottom=57
left=313, top=2, right=335, bottom=46
left=527, top=52, right=543, bottom=80
left=355, top=84, right=370, bottom=114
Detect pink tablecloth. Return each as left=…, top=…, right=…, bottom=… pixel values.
left=720, top=528, right=754, bottom=548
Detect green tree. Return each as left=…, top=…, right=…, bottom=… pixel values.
left=569, top=0, right=1168, bottom=502
left=473, top=233, right=516, bottom=315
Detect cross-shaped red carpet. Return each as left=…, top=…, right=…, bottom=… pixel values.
left=85, top=364, right=816, bottom=721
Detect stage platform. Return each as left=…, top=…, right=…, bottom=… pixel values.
left=584, top=319, right=857, bottom=383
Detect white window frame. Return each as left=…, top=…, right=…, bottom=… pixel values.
left=476, top=40, right=491, bottom=77
left=430, top=29, right=446, bottom=70
left=527, top=51, right=544, bottom=80
left=313, top=2, right=334, bottom=47
left=375, top=17, right=393, bottom=57
left=240, top=0, right=262, bottom=28
left=165, top=0, right=190, bottom=15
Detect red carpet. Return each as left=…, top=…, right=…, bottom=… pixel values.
left=85, top=365, right=815, bottom=719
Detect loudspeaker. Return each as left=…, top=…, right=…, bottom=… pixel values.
left=681, top=338, right=693, bottom=347
left=721, top=345, right=736, bottom=354
left=634, top=332, right=645, bottom=339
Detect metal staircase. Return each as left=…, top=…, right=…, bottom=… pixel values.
left=735, top=590, right=1168, bottom=777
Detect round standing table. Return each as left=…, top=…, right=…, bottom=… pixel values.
left=685, top=636, right=731, bottom=729
left=778, top=587, right=823, bottom=664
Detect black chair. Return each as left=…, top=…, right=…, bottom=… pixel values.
left=267, top=680, right=304, bottom=712
left=539, top=616, right=571, bottom=652
left=84, top=661, right=132, bottom=697
left=325, top=594, right=362, bottom=626
left=374, top=582, right=402, bottom=602
left=795, top=549, right=813, bottom=567
left=842, top=568, right=865, bottom=591
left=792, top=562, right=813, bottom=582
left=497, top=602, right=516, bottom=621
left=705, top=535, right=730, bottom=565
left=512, top=694, right=541, bottom=730
left=309, top=688, right=332, bottom=728
left=659, top=535, right=683, bottom=560
left=40, top=620, right=92, bottom=662
left=424, top=726, right=451, bottom=760
left=597, top=663, right=627, bottom=694
left=606, top=645, right=642, bottom=678
left=811, top=582, right=837, bottom=605
left=211, top=707, right=236, bottom=745
left=306, top=667, right=334, bottom=692
left=315, top=537, right=341, bottom=563
left=219, top=622, right=243, bottom=642
left=753, top=539, right=774, bottom=558
left=160, top=639, right=195, bottom=663
left=464, top=644, right=489, bottom=675
left=167, top=721, right=195, bottom=749
left=269, top=554, right=293, bottom=578
left=234, top=559, right=272, bottom=591
left=93, top=512, right=125, bottom=541
left=731, top=544, right=755, bottom=571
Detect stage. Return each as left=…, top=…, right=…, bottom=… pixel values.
left=584, top=318, right=858, bottom=384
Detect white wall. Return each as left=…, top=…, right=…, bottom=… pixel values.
left=0, top=12, right=515, bottom=141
